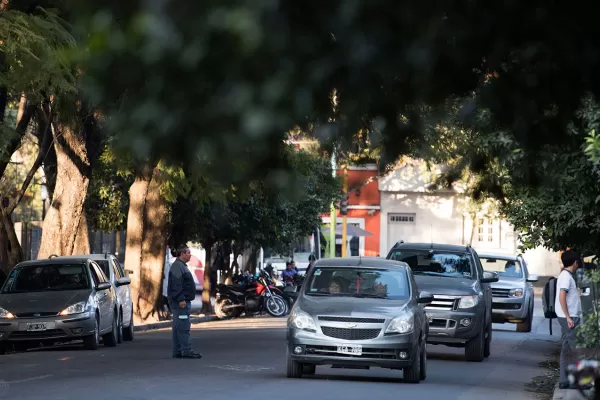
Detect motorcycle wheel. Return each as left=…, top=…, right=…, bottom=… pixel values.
left=265, top=295, right=287, bottom=318
left=215, top=298, right=241, bottom=320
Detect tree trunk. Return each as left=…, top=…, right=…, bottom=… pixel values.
left=201, top=241, right=215, bottom=313
left=468, top=212, right=477, bottom=246
left=38, top=122, right=91, bottom=258
left=123, top=166, right=169, bottom=322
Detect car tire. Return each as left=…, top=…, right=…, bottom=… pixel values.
left=117, top=311, right=124, bottom=344
left=403, top=342, right=421, bottom=383
left=83, top=315, right=100, bottom=350
left=465, top=324, right=485, bottom=362
left=484, top=322, right=492, bottom=358
left=419, top=340, right=427, bottom=381
left=286, top=349, right=303, bottom=378
left=517, top=302, right=533, bottom=333
left=102, top=312, right=118, bottom=347
left=302, top=364, right=316, bottom=375
left=123, top=311, right=135, bottom=342
left=0, top=344, right=7, bottom=355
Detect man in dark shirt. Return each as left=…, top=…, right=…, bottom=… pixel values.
left=168, top=245, right=202, bottom=359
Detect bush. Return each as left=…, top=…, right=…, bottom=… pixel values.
left=577, top=269, right=600, bottom=349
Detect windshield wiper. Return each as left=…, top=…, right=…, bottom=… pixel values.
left=350, top=293, right=385, bottom=299
left=306, top=292, right=332, bottom=296
left=413, top=271, right=464, bottom=278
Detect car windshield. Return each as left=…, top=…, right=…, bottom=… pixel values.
left=389, top=250, right=475, bottom=279
left=2, top=264, right=90, bottom=293
left=480, top=257, right=523, bottom=278
left=305, top=267, right=410, bottom=300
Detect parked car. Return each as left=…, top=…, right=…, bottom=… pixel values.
left=478, top=253, right=538, bottom=332
left=52, top=254, right=134, bottom=341
left=286, top=257, right=433, bottom=383
left=0, top=257, right=121, bottom=353
left=386, top=242, right=498, bottom=362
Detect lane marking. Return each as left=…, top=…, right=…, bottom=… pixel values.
left=210, top=365, right=273, bottom=372
left=5, top=375, right=53, bottom=384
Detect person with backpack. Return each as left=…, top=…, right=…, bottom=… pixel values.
left=556, top=250, right=582, bottom=390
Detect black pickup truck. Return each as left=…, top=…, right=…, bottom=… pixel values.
left=386, top=242, right=499, bottom=362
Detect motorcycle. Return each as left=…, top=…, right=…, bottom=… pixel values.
left=215, top=270, right=288, bottom=319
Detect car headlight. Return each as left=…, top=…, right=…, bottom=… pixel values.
left=0, top=307, right=15, bottom=319
left=385, top=314, right=414, bottom=334
left=458, top=295, right=479, bottom=309
left=59, top=301, right=88, bottom=316
left=509, top=288, right=524, bottom=297
left=288, top=308, right=317, bottom=332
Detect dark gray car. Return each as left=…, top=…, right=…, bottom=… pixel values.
left=286, top=257, right=433, bottom=383
left=0, top=258, right=120, bottom=353
left=387, top=242, right=499, bottom=362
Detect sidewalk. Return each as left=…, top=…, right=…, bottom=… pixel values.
left=133, top=297, right=218, bottom=332
left=552, top=384, right=589, bottom=400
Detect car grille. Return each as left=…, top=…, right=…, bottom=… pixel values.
left=304, top=345, right=397, bottom=360
left=492, top=303, right=522, bottom=310
left=492, top=288, right=511, bottom=298
left=321, top=327, right=381, bottom=340
left=13, top=312, right=58, bottom=318
left=9, top=329, right=66, bottom=339
left=425, top=295, right=459, bottom=311
left=318, top=316, right=385, bottom=323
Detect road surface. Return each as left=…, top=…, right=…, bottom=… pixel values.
left=0, top=298, right=560, bottom=400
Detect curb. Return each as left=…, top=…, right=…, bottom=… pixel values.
left=134, top=315, right=218, bottom=332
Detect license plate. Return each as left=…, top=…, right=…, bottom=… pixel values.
left=26, top=322, right=47, bottom=332
left=337, top=345, right=362, bottom=356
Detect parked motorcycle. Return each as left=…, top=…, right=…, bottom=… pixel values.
left=215, top=270, right=288, bottom=319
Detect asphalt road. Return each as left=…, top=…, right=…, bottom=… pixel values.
left=0, top=298, right=560, bottom=400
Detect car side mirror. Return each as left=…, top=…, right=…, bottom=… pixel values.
left=526, top=274, right=539, bottom=283
left=481, top=271, right=499, bottom=283
left=97, top=282, right=111, bottom=291
left=116, top=277, right=131, bottom=286
left=417, top=291, right=434, bottom=304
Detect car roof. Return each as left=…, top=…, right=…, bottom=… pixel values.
left=49, top=254, right=113, bottom=262
left=14, top=257, right=92, bottom=268
left=389, top=242, right=471, bottom=253
left=314, top=257, right=408, bottom=269
left=478, top=253, right=519, bottom=261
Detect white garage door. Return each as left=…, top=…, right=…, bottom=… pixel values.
left=387, top=213, right=417, bottom=249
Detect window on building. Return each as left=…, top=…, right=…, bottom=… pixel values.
left=389, top=213, right=416, bottom=223
left=477, top=218, right=495, bottom=243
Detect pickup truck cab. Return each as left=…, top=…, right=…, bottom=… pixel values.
left=387, top=242, right=498, bottom=362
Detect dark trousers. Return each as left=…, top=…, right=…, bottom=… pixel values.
left=170, top=300, right=193, bottom=356
left=558, top=317, right=581, bottom=385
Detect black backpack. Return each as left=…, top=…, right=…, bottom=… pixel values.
left=542, top=277, right=558, bottom=334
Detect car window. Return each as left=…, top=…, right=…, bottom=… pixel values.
left=95, top=260, right=111, bottom=280
left=2, top=263, right=91, bottom=293
left=389, top=249, right=475, bottom=279
left=472, top=252, right=484, bottom=279
left=111, top=258, right=123, bottom=280
left=480, top=257, right=523, bottom=278
left=305, top=267, right=410, bottom=300
left=91, top=263, right=109, bottom=283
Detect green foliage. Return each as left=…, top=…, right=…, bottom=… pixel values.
left=585, top=129, right=600, bottom=165
left=577, top=269, right=600, bottom=349
left=170, top=148, right=341, bottom=254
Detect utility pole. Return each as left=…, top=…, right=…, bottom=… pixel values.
left=341, top=166, right=348, bottom=257
left=329, top=150, right=336, bottom=258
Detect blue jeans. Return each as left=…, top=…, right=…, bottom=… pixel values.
left=170, top=300, right=193, bottom=356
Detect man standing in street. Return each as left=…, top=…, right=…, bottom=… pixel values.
left=556, top=250, right=582, bottom=389
left=168, top=244, right=202, bottom=359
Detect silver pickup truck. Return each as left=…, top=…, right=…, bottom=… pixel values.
left=478, top=253, right=538, bottom=332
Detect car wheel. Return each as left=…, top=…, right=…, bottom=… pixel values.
left=302, top=364, right=316, bottom=375
left=14, top=342, right=29, bottom=352
left=465, top=324, right=485, bottom=362
left=102, top=311, right=118, bottom=347
left=516, top=302, right=533, bottom=333
left=403, top=342, right=421, bottom=383
left=419, top=340, right=427, bottom=380
left=83, top=315, right=100, bottom=350
left=0, top=344, right=7, bottom=355
left=286, top=349, right=303, bottom=378
left=117, top=311, right=124, bottom=344
left=484, top=322, right=492, bottom=358
left=123, top=311, right=135, bottom=342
